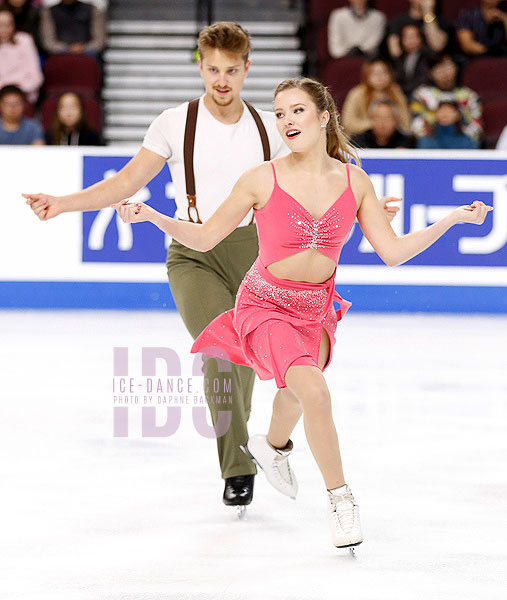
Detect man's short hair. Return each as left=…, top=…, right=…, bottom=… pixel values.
left=197, top=21, right=251, bottom=63
left=428, top=53, right=455, bottom=71
left=368, top=99, right=399, bottom=118
left=0, top=85, right=26, bottom=102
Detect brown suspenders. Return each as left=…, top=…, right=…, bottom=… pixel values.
left=183, top=98, right=271, bottom=224
left=183, top=98, right=200, bottom=223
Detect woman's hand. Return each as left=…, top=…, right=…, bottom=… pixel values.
left=452, top=200, right=493, bottom=225
left=23, top=193, right=63, bottom=220
left=111, top=199, right=156, bottom=223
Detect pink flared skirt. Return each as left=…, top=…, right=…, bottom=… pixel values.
left=190, top=256, right=352, bottom=388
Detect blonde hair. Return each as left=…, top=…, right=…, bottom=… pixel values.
left=197, top=21, right=251, bottom=63
left=274, top=77, right=360, bottom=166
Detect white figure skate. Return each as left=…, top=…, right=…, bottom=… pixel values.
left=327, top=484, right=363, bottom=556
left=240, top=434, right=298, bottom=499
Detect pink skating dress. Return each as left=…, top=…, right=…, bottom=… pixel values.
left=191, top=161, right=358, bottom=388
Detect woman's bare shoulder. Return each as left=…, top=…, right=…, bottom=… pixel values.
left=237, top=160, right=273, bottom=183
left=347, top=162, right=370, bottom=184
left=233, top=161, right=275, bottom=207
left=327, top=158, right=366, bottom=180
left=238, top=160, right=275, bottom=190
left=346, top=163, right=374, bottom=208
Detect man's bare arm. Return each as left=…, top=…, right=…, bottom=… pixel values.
left=24, top=147, right=167, bottom=219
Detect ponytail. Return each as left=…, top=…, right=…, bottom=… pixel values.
left=323, top=87, right=360, bottom=165
left=274, top=77, right=361, bottom=166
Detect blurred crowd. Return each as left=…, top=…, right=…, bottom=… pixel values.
left=1, top=0, right=506, bottom=150
left=319, top=0, right=507, bottom=149
left=0, top=0, right=105, bottom=145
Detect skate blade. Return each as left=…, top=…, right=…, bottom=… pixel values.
left=239, top=444, right=263, bottom=471
left=335, top=541, right=362, bottom=557
left=236, top=505, right=247, bottom=520
left=240, top=444, right=259, bottom=464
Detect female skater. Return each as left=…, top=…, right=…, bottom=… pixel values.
left=112, top=77, right=492, bottom=553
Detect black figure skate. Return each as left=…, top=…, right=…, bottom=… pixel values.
left=223, top=474, right=255, bottom=519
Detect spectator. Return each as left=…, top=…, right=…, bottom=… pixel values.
left=45, top=91, right=103, bottom=145
left=342, top=58, right=411, bottom=135
left=417, top=100, right=478, bottom=148
left=456, top=0, right=507, bottom=57
left=411, top=53, right=483, bottom=143
left=2, top=0, right=40, bottom=48
left=352, top=99, right=415, bottom=148
left=0, top=84, right=44, bottom=144
left=0, top=6, right=43, bottom=104
left=387, top=0, right=450, bottom=59
left=40, top=0, right=106, bottom=59
left=392, top=23, right=432, bottom=96
left=3, top=0, right=40, bottom=42
left=327, top=0, right=386, bottom=59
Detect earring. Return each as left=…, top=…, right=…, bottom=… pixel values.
left=321, top=124, right=326, bottom=128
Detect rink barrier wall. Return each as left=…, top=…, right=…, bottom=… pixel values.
left=0, top=281, right=506, bottom=313
left=2, top=147, right=506, bottom=312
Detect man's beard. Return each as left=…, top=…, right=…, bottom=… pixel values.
left=212, top=89, right=234, bottom=107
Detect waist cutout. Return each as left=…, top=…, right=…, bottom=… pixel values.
left=255, top=256, right=336, bottom=290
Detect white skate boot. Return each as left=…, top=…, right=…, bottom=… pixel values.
left=240, top=434, right=298, bottom=499
left=327, top=484, right=363, bottom=556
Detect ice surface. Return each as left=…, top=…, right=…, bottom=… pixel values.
left=0, top=310, right=506, bottom=600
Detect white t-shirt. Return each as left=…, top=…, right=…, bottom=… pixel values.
left=328, top=7, right=386, bottom=59
left=142, top=95, right=289, bottom=226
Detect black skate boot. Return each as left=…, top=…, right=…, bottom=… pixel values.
left=223, top=474, right=255, bottom=519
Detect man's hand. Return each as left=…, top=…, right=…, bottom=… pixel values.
left=490, top=8, right=507, bottom=24
left=380, top=196, right=401, bottom=222
left=420, top=0, right=436, bottom=15
left=23, top=193, right=63, bottom=220
left=69, top=43, right=86, bottom=53
left=111, top=199, right=156, bottom=223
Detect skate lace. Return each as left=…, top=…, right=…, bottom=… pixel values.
left=273, top=454, right=294, bottom=487
left=329, top=491, right=356, bottom=533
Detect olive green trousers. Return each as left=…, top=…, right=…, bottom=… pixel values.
left=166, top=223, right=259, bottom=479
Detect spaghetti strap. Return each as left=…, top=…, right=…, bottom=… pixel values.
left=270, top=161, right=278, bottom=184
left=346, top=162, right=351, bottom=187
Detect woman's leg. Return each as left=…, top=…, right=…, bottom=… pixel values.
left=266, top=387, right=303, bottom=450
left=283, top=329, right=346, bottom=490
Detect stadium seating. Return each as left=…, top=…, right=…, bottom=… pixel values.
left=42, top=54, right=101, bottom=98
left=463, top=57, right=507, bottom=102
left=481, top=99, right=507, bottom=147
left=374, top=0, right=410, bottom=21
left=23, top=102, right=35, bottom=118
left=321, top=56, right=365, bottom=107
left=307, top=0, right=346, bottom=25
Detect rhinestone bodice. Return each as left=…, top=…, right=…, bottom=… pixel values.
left=253, top=161, right=358, bottom=268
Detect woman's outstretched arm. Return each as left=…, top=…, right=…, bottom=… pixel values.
left=112, top=163, right=263, bottom=252
left=352, top=165, right=493, bottom=267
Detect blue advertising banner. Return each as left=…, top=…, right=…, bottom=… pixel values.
left=342, top=157, right=506, bottom=267
left=81, top=154, right=506, bottom=268
left=82, top=156, right=175, bottom=263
